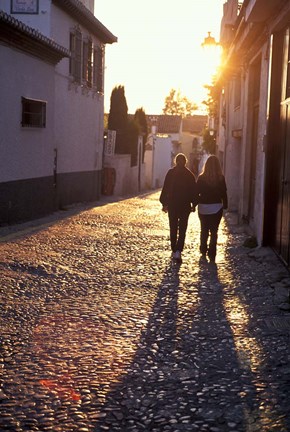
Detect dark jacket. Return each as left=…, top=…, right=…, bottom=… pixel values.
left=197, top=175, right=228, bottom=209
left=160, top=165, right=197, bottom=212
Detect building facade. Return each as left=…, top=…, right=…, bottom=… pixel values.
left=0, top=0, right=116, bottom=223
left=216, top=0, right=290, bottom=267
left=145, top=115, right=182, bottom=189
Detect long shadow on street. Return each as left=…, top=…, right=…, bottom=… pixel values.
left=93, top=258, right=249, bottom=431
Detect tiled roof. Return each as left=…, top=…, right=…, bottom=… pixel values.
left=147, top=115, right=182, bottom=134
left=107, top=113, right=207, bottom=136
left=0, top=10, right=69, bottom=64
left=182, top=115, right=207, bottom=134
left=53, top=0, right=117, bottom=44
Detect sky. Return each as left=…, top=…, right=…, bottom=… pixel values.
left=94, top=0, right=225, bottom=115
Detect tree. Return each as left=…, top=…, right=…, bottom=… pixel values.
left=163, top=89, right=198, bottom=117
left=108, top=85, right=129, bottom=154
left=107, top=85, right=142, bottom=165
left=202, top=77, right=222, bottom=119
left=134, top=108, right=148, bottom=162
left=201, top=76, right=223, bottom=155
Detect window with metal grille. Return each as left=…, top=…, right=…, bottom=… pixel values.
left=70, top=29, right=82, bottom=83
left=21, top=97, right=46, bottom=128
left=234, top=74, right=241, bottom=108
left=82, top=38, right=93, bottom=87
left=93, top=45, right=104, bottom=92
left=70, top=29, right=103, bottom=91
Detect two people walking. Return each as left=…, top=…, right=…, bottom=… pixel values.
left=160, top=153, right=228, bottom=263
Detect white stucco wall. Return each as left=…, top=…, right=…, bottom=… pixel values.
left=223, top=79, right=241, bottom=212
left=153, top=136, right=173, bottom=189
left=0, top=45, right=55, bottom=182
left=223, top=45, right=269, bottom=244
left=104, top=154, right=145, bottom=196
left=144, top=148, right=153, bottom=189
left=51, top=5, right=104, bottom=174
left=54, top=74, right=104, bottom=173
left=250, top=45, right=269, bottom=244
left=0, top=2, right=105, bottom=178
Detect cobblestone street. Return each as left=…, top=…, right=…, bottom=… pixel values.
left=0, top=191, right=290, bottom=432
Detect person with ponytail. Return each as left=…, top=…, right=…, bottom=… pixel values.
left=197, top=155, right=228, bottom=263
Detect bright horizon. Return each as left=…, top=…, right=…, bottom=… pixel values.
left=94, top=0, right=225, bottom=115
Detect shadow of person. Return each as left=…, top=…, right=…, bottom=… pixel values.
left=92, top=260, right=187, bottom=430
left=92, top=258, right=252, bottom=431
left=178, top=258, right=250, bottom=429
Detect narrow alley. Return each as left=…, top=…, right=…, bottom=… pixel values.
left=0, top=191, right=289, bottom=432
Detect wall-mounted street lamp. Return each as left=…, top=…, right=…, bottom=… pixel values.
left=200, top=30, right=222, bottom=76
left=201, top=31, right=219, bottom=48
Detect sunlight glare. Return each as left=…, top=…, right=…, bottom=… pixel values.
left=96, top=0, right=225, bottom=113
left=218, top=222, right=287, bottom=431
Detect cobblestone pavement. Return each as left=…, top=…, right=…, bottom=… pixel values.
left=0, top=191, right=290, bottom=432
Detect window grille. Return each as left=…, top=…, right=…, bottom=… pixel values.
left=93, top=45, right=104, bottom=92
left=21, top=97, right=46, bottom=128
left=234, top=75, right=241, bottom=109
left=82, top=38, right=93, bottom=87
left=70, top=29, right=82, bottom=83
left=70, top=29, right=103, bottom=92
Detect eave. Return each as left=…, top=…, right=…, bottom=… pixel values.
left=0, top=10, right=69, bottom=65
left=245, top=0, right=287, bottom=23
left=52, top=0, right=117, bottom=44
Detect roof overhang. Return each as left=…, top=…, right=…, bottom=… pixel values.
left=52, top=0, right=117, bottom=44
left=245, top=0, right=287, bottom=23
left=0, top=10, right=69, bottom=64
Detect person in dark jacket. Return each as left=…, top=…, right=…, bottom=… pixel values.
left=160, top=153, right=197, bottom=262
left=197, top=155, right=228, bottom=263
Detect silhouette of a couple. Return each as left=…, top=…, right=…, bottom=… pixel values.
left=160, top=153, right=228, bottom=264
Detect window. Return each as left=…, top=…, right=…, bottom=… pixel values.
left=21, top=97, right=46, bottom=128
left=70, top=29, right=104, bottom=92
left=234, top=74, right=241, bottom=109
left=70, top=29, right=82, bottom=83
left=93, top=45, right=104, bottom=92
left=82, top=38, right=93, bottom=87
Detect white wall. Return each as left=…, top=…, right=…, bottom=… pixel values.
left=250, top=45, right=269, bottom=244
left=144, top=149, right=153, bottom=189
left=0, top=45, right=55, bottom=182
left=51, top=5, right=104, bottom=174
left=153, top=136, right=173, bottom=189
left=104, top=154, right=146, bottom=196
left=223, top=79, right=241, bottom=212
left=220, top=44, right=270, bottom=245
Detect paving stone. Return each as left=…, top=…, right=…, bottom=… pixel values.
left=0, top=192, right=289, bottom=431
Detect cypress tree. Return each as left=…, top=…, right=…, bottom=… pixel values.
left=108, top=85, right=129, bottom=154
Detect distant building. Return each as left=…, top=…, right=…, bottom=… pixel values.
left=181, top=115, right=207, bottom=176
left=144, top=115, right=181, bottom=189
left=0, top=0, right=117, bottom=224
left=144, top=115, right=206, bottom=188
